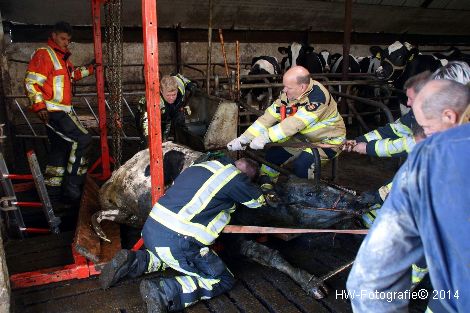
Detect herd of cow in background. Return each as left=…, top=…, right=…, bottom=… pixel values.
left=243, top=40, right=470, bottom=113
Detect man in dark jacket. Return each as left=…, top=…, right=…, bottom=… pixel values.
left=347, top=80, right=470, bottom=313
left=100, top=157, right=266, bottom=312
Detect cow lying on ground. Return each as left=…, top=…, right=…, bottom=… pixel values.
left=96, top=144, right=368, bottom=299
left=93, top=142, right=203, bottom=242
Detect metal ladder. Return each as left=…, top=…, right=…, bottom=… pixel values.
left=0, top=150, right=61, bottom=237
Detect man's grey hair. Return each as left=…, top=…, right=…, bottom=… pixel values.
left=431, top=61, right=470, bottom=85
left=404, top=70, right=431, bottom=92
left=420, top=79, right=470, bottom=118
left=296, top=74, right=310, bottom=85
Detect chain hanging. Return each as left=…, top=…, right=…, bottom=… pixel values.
left=104, top=0, right=124, bottom=167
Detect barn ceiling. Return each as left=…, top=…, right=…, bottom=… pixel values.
left=1, top=0, right=470, bottom=36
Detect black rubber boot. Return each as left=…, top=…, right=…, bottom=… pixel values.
left=100, top=249, right=137, bottom=289
left=140, top=279, right=170, bottom=313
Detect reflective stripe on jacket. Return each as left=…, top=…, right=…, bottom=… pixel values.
left=243, top=79, right=346, bottom=150
left=25, top=38, right=93, bottom=113
left=149, top=158, right=265, bottom=245
left=356, top=111, right=416, bottom=157
left=138, top=74, right=194, bottom=137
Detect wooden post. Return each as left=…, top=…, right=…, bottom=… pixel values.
left=206, top=0, right=213, bottom=94
left=236, top=40, right=241, bottom=101
left=341, top=0, right=353, bottom=117
left=175, top=23, right=182, bottom=74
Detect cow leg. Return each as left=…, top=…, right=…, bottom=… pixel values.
left=239, top=240, right=328, bottom=299
left=91, top=210, right=131, bottom=242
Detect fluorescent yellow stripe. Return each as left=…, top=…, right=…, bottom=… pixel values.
left=247, top=120, right=268, bottom=137
left=178, top=165, right=238, bottom=219
left=268, top=123, right=287, bottom=142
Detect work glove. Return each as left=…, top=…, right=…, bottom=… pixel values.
left=227, top=134, right=251, bottom=151
left=249, top=133, right=271, bottom=150
left=184, top=105, right=192, bottom=116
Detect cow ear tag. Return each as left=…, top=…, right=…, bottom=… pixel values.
left=376, top=52, right=381, bottom=59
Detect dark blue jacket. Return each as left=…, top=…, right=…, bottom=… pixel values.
left=348, top=124, right=470, bottom=312
left=148, top=158, right=265, bottom=245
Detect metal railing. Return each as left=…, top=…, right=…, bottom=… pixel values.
left=6, top=92, right=144, bottom=141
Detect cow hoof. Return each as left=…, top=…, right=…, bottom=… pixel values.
left=306, top=281, right=329, bottom=299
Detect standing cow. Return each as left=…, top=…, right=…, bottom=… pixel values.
left=374, top=41, right=444, bottom=114
left=433, top=46, right=470, bottom=65
left=242, top=56, right=282, bottom=109
left=278, top=42, right=324, bottom=73
left=319, top=50, right=360, bottom=74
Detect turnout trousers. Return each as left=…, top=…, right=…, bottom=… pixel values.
left=261, top=146, right=338, bottom=180
left=131, top=218, right=235, bottom=311
left=44, top=111, right=92, bottom=199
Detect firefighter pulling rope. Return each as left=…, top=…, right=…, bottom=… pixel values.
left=104, top=0, right=124, bottom=167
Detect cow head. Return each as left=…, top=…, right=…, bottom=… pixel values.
left=374, top=41, right=419, bottom=80
left=242, top=56, right=281, bottom=107
left=319, top=50, right=331, bottom=73
left=278, top=42, right=315, bottom=71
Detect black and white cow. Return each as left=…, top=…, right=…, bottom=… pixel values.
left=242, top=56, right=282, bottom=109
left=278, top=42, right=324, bottom=73
left=375, top=41, right=442, bottom=87
left=357, top=46, right=383, bottom=75
left=374, top=41, right=444, bottom=114
left=318, top=50, right=361, bottom=74
left=433, top=47, right=470, bottom=65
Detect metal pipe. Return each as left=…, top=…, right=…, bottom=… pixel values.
left=239, top=80, right=386, bottom=89
left=218, top=29, right=230, bottom=80
left=218, top=29, right=232, bottom=99
left=70, top=107, right=86, bottom=129
left=206, top=0, right=213, bottom=94
left=331, top=90, right=394, bottom=123
left=15, top=134, right=140, bottom=140
left=122, top=97, right=135, bottom=119
left=15, top=100, right=37, bottom=136
left=83, top=97, right=100, bottom=123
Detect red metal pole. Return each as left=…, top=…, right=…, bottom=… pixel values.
left=142, top=0, right=164, bottom=204
left=91, top=0, right=111, bottom=180
left=14, top=202, right=42, bottom=208
left=3, top=174, right=33, bottom=180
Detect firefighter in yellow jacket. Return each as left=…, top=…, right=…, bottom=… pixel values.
left=24, top=22, right=95, bottom=204
left=227, top=66, right=346, bottom=181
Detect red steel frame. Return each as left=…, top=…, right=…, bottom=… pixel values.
left=90, top=0, right=111, bottom=180
left=142, top=0, right=164, bottom=204
left=9, top=0, right=164, bottom=289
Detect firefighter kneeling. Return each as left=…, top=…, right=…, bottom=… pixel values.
left=100, top=157, right=266, bottom=313
left=227, top=66, right=346, bottom=186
